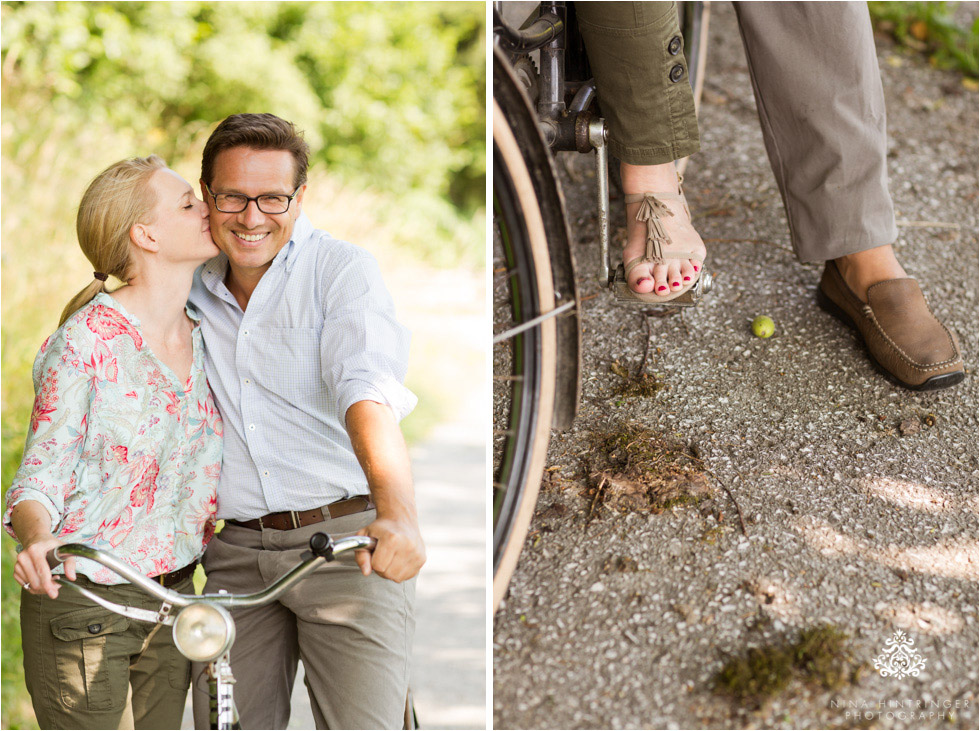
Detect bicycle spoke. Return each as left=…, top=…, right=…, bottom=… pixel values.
left=492, top=300, right=575, bottom=344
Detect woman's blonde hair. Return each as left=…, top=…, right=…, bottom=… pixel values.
left=58, top=154, right=167, bottom=327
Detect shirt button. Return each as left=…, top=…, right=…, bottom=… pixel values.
left=248, top=424, right=256, bottom=431
left=243, top=379, right=251, bottom=385
left=243, top=329, right=249, bottom=336
left=668, top=36, right=682, bottom=55
left=669, top=64, right=685, bottom=83
left=263, top=470, right=270, bottom=477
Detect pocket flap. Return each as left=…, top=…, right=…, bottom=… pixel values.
left=50, top=607, right=130, bottom=641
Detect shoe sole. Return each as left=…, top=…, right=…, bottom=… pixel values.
left=816, top=287, right=965, bottom=392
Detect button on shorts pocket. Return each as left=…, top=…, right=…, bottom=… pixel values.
left=49, top=608, right=131, bottom=712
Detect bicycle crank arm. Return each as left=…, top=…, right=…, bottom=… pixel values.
left=610, top=264, right=714, bottom=307
left=55, top=578, right=175, bottom=625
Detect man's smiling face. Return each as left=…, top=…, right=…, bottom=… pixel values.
left=203, top=146, right=306, bottom=279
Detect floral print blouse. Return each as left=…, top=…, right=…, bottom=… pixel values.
left=4, top=293, right=223, bottom=585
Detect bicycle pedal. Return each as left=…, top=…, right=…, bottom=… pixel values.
left=610, top=264, right=713, bottom=307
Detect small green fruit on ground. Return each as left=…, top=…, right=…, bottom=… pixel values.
left=752, top=315, right=775, bottom=338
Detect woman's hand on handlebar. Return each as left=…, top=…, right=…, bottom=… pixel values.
left=14, top=534, right=76, bottom=599
left=10, top=500, right=76, bottom=599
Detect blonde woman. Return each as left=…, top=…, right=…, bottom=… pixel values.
left=4, top=155, right=223, bottom=729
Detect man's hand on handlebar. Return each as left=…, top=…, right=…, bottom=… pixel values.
left=15, top=534, right=76, bottom=599
left=356, top=514, right=425, bottom=583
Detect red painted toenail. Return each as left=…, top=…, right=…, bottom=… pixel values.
left=693, top=265, right=699, bottom=272
left=658, top=286, right=667, bottom=292
left=684, top=276, right=691, bottom=281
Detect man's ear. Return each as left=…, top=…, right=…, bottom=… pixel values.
left=130, top=222, right=159, bottom=253
left=294, top=184, right=307, bottom=214
left=200, top=179, right=209, bottom=203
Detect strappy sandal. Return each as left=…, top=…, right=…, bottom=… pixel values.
left=614, top=175, right=706, bottom=304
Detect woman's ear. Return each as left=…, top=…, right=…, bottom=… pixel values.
left=130, top=222, right=159, bottom=253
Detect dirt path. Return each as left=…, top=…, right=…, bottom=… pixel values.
left=493, top=4, right=978, bottom=729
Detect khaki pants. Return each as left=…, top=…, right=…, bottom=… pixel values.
left=732, top=1, right=897, bottom=262
left=191, top=510, right=416, bottom=730
left=20, top=575, right=193, bottom=730
left=577, top=1, right=897, bottom=262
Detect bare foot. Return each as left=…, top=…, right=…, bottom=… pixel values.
left=833, top=245, right=908, bottom=303
left=621, top=161, right=706, bottom=296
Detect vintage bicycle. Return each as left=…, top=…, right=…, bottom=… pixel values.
left=49, top=533, right=379, bottom=730
left=492, top=1, right=712, bottom=608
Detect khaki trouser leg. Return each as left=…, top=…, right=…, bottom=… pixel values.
left=192, top=510, right=416, bottom=730
left=576, top=1, right=701, bottom=164
left=21, top=575, right=192, bottom=731
left=732, top=1, right=898, bottom=262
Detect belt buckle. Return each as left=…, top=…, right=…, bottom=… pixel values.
left=290, top=510, right=301, bottom=529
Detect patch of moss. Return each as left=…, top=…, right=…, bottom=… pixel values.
left=715, top=645, right=794, bottom=701
left=702, top=525, right=725, bottom=545
left=602, top=555, right=640, bottom=573
left=614, top=372, right=664, bottom=398
left=714, top=625, right=856, bottom=708
left=793, top=625, right=853, bottom=691
left=610, top=361, right=664, bottom=398
left=581, top=424, right=711, bottom=516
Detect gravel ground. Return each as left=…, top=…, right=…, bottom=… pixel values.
left=493, top=4, right=979, bottom=729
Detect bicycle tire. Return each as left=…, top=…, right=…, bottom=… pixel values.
left=492, top=96, right=558, bottom=611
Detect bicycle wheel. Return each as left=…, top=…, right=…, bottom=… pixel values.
left=492, top=98, right=557, bottom=611
left=493, top=43, right=576, bottom=610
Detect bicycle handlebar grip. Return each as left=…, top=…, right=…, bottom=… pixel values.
left=46, top=547, right=64, bottom=569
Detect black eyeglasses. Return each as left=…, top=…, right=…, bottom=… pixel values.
left=205, top=183, right=300, bottom=214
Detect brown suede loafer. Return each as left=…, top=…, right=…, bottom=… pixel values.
left=817, top=260, right=964, bottom=390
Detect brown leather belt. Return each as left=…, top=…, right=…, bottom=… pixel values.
left=152, top=561, right=198, bottom=588
left=226, top=496, right=375, bottom=531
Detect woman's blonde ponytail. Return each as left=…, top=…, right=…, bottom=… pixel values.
left=58, top=155, right=166, bottom=327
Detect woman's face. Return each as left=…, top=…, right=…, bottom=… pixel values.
left=142, top=169, right=219, bottom=265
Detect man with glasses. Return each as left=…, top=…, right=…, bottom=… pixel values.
left=189, top=113, right=424, bottom=729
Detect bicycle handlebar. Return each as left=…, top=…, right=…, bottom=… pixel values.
left=48, top=533, right=377, bottom=611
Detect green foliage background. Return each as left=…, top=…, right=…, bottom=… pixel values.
left=1, top=3, right=485, bottom=728
left=868, top=0, right=979, bottom=78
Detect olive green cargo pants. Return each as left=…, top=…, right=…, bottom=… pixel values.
left=20, top=575, right=194, bottom=730
left=577, top=1, right=897, bottom=262
left=576, top=1, right=701, bottom=165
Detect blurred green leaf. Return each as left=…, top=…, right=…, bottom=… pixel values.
left=868, top=1, right=979, bottom=78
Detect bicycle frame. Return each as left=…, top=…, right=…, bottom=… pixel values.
left=49, top=533, right=375, bottom=730
left=494, top=1, right=613, bottom=281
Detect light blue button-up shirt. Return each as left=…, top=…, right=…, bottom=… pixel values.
left=189, top=213, right=417, bottom=520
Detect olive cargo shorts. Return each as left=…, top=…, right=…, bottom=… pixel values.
left=576, top=1, right=701, bottom=165
left=20, top=574, right=194, bottom=730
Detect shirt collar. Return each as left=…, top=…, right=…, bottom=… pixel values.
left=283, top=212, right=314, bottom=273
left=199, top=212, right=315, bottom=294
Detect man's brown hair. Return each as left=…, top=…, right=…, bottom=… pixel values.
left=201, top=113, right=311, bottom=189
